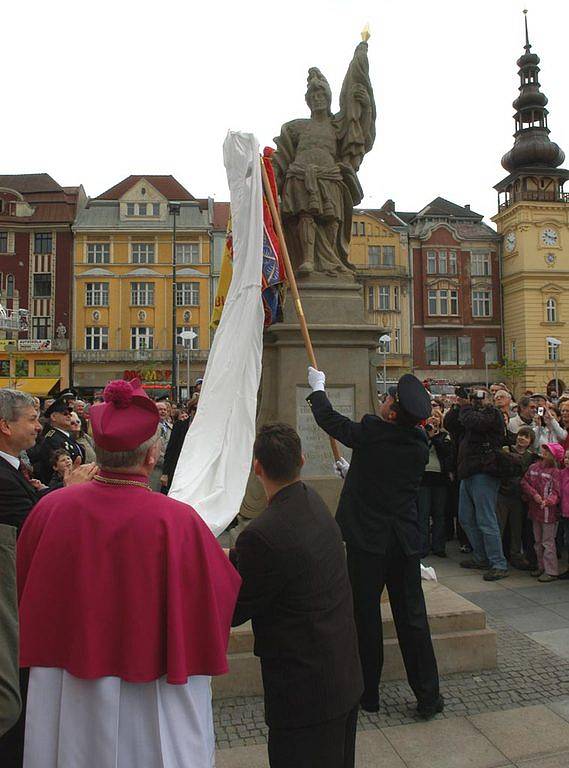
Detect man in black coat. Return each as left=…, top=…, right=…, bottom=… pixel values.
left=229, top=423, right=363, bottom=768
left=306, top=368, right=442, bottom=718
left=456, top=392, right=509, bottom=581
left=0, top=391, right=43, bottom=533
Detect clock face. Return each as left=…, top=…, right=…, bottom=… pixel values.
left=542, top=227, right=558, bottom=246
left=505, top=232, right=516, bottom=252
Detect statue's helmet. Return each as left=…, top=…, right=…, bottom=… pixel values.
left=305, top=67, right=332, bottom=114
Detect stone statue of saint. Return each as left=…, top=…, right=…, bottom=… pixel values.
left=272, top=39, right=376, bottom=277
left=56, top=322, right=67, bottom=339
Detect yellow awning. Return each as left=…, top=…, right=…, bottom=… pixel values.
left=0, top=378, right=60, bottom=396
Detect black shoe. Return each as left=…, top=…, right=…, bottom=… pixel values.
left=360, top=697, right=380, bottom=713
left=460, top=558, right=490, bottom=570
left=417, top=695, right=444, bottom=720
left=509, top=556, right=532, bottom=571
left=558, top=570, right=569, bottom=580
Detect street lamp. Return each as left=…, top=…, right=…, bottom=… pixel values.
left=379, top=334, right=391, bottom=394
left=169, top=203, right=181, bottom=401
left=178, top=328, right=197, bottom=401
left=546, top=336, right=562, bottom=399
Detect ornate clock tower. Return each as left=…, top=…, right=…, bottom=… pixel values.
left=493, top=11, right=569, bottom=394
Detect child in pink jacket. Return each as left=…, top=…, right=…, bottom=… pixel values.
left=521, top=442, right=563, bottom=582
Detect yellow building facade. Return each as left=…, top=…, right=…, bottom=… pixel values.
left=349, top=207, right=412, bottom=384
left=72, top=176, right=212, bottom=397
left=493, top=23, right=569, bottom=394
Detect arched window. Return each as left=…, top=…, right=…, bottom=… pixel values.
left=6, top=274, right=14, bottom=298
left=546, top=297, right=557, bottom=323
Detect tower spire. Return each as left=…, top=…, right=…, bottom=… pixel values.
left=500, top=12, right=565, bottom=172
left=523, top=9, right=530, bottom=52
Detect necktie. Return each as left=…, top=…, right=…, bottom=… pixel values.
left=19, top=461, right=32, bottom=483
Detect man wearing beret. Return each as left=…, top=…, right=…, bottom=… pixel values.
left=17, top=378, right=241, bottom=768
left=307, top=367, right=442, bottom=719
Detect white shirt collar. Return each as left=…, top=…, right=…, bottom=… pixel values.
left=55, top=427, right=70, bottom=437
left=0, top=450, right=20, bottom=470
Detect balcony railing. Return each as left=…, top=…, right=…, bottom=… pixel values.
left=355, top=264, right=409, bottom=277
left=498, top=191, right=569, bottom=211
left=72, top=348, right=209, bottom=363
left=0, top=307, right=28, bottom=331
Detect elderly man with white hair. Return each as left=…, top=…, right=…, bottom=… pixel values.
left=493, top=389, right=514, bottom=421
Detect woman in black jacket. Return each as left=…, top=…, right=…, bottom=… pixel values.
left=418, top=410, right=453, bottom=558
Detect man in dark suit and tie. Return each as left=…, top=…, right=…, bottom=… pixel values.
left=229, top=423, right=363, bottom=768
left=0, top=390, right=44, bottom=532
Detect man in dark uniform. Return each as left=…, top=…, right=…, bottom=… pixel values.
left=36, top=397, right=84, bottom=484
left=307, top=367, right=443, bottom=719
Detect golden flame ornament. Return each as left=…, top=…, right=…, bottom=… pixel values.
left=361, top=23, right=371, bottom=42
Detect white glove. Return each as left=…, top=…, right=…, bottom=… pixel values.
left=308, top=366, right=326, bottom=392
left=334, top=457, right=350, bottom=479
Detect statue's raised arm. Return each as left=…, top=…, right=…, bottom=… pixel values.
left=335, top=41, right=376, bottom=171
left=271, top=37, right=376, bottom=278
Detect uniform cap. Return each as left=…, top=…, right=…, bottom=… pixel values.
left=90, top=379, right=160, bottom=452
left=44, top=397, right=73, bottom=418
left=388, top=373, right=432, bottom=422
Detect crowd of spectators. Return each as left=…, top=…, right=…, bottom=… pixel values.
left=415, top=382, right=569, bottom=583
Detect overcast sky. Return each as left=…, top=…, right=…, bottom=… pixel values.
left=4, top=0, right=568, bottom=223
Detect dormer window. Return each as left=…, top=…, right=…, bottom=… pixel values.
left=125, top=202, right=161, bottom=217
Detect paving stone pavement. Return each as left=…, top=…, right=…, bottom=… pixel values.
left=214, top=613, right=569, bottom=749
left=214, top=541, right=569, bottom=750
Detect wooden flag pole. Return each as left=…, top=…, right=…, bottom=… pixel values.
left=260, top=158, right=341, bottom=463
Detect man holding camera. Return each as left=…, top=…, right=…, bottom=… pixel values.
left=455, top=389, right=509, bottom=581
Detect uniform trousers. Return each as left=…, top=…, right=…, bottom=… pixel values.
left=346, top=536, right=440, bottom=708
left=267, top=705, right=358, bottom=768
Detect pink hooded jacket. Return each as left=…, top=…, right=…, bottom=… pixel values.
left=521, top=443, right=562, bottom=524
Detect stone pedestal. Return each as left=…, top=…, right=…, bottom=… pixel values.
left=249, top=274, right=384, bottom=514
left=212, top=582, right=497, bottom=700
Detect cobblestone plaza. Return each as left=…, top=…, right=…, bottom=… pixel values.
left=214, top=543, right=569, bottom=765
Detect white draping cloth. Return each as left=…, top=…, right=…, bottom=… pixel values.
left=169, top=132, right=264, bottom=537
left=24, top=668, right=214, bottom=768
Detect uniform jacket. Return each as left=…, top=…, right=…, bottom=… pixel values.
left=0, top=524, right=20, bottom=737
left=521, top=461, right=560, bottom=523
left=36, top=429, right=83, bottom=485
left=230, top=481, right=363, bottom=729
left=307, top=390, right=429, bottom=555
left=0, top=455, right=40, bottom=533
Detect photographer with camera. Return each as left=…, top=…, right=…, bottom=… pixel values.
left=531, top=394, right=567, bottom=451
left=418, top=411, right=452, bottom=558
left=456, top=388, right=510, bottom=581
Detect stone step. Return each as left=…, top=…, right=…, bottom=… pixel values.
left=213, top=583, right=496, bottom=700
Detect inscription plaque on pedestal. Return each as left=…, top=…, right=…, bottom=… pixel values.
left=296, top=386, right=355, bottom=477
